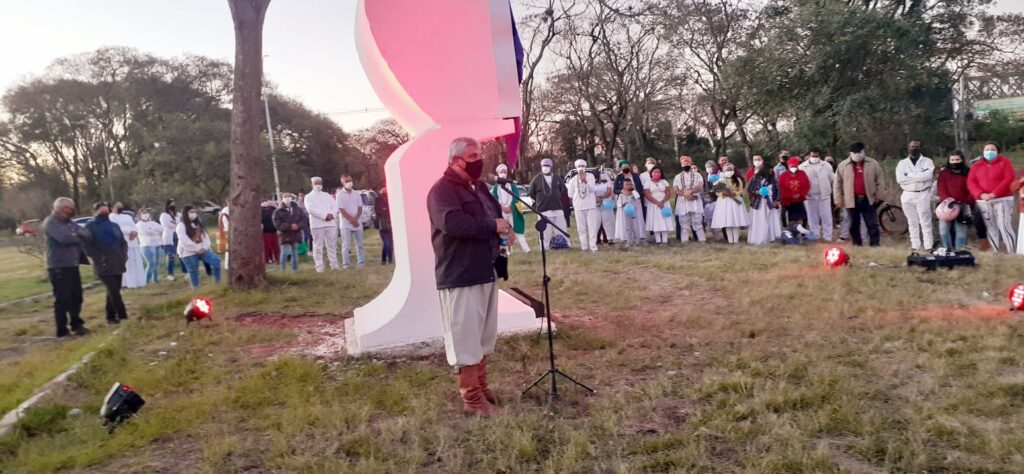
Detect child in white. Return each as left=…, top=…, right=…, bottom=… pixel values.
left=673, top=156, right=706, bottom=243
left=566, top=159, right=601, bottom=252
left=615, top=178, right=645, bottom=245
left=710, top=163, right=749, bottom=244
left=644, top=166, right=674, bottom=244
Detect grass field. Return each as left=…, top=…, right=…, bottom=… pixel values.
left=0, top=246, right=96, bottom=304
left=4, top=220, right=1024, bottom=471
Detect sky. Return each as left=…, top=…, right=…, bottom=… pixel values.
left=0, top=0, right=1021, bottom=133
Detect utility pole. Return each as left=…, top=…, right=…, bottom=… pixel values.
left=103, top=141, right=114, bottom=202
left=262, top=56, right=281, bottom=201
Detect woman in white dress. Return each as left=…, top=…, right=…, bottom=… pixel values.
left=644, top=166, right=675, bottom=244
left=109, top=203, right=146, bottom=288
left=746, top=158, right=781, bottom=245
left=710, top=163, right=749, bottom=244
left=594, top=169, right=616, bottom=244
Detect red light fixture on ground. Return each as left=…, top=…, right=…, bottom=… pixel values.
left=824, top=246, right=850, bottom=268
left=1009, top=284, right=1024, bottom=311
left=184, top=297, right=213, bottom=323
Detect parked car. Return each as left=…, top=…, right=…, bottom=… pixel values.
left=73, top=216, right=93, bottom=227
left=15, top=219, right=40, bottom=237
left=197, top=200, right=222, bottom=215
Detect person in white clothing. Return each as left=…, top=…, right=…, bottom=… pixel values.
left=799, top=149, right=835, bottom=241
left=136, top=208, right=164, bottom=286
left=614, top=178, right=644, bottom=245
left=492, top=164, right=531, bottom=253
left=644, top=166, right=675, bottom=244
left=639, top=157, right=658, bottom=186
left=304, top=176, right=340, bottom=272
left=566, top=159, right=601, bottom=251
left=673, top=156, right=706, bottom=243
left=109, top=203, right=145, bottom=288
left=175, top=205, right=221, bottom=289
left=158, top=200, right=182, bottom=280
left=895, top=139, right=935, bottom=253
left=336, top=174, right=366, bottom=268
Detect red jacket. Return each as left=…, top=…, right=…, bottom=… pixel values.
left=937, top=167, right=973, bottom=204
left=967, top=155, right=1014, bottom=199
left=778, top=170, right=811, bottom=206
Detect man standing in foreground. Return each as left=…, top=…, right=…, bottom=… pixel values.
left=304, top=176, right=340, bottom=272
left=43, top=197, right=91, bottom=338
left=427, top=137, right=511, bottom=416
left=834, top=142, right=885, bottom=247
left=83, top=202, right=129, bottom=325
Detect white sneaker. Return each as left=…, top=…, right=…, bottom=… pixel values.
left=796, top=224, right=811, bottom=236
left=166, top=275, right=175, bottom=281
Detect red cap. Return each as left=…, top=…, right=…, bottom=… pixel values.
left=787, top=157, right=801, bottom=167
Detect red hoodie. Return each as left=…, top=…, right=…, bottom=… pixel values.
left=778, top=170, right=811, bottom=206
left=967, top=155, right=1014, bottom=200
left=937, top=167, right=974, bottom=204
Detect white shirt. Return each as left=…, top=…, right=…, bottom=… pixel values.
left=175, top=221, right=211, bottom=258
left=566, top=172, right=597, bottom=211
left=640, top=171, right=652, bottom=186
left=896, top=155, right=935, bottom=193
left=137, top=219, right=164, bottom=247
left=304, top=189, right=338, bottom=230
left=494, top=183, right=515, bottom=209
left=335, top=189, right=363, bottom=230
left=594, top=181, right=613, bottom=207
left=159, top=212, right=179, bottom=245
left=672, top=171, right=705, bottom=215
left=799, top=159, right=835, bottom=199
left=109, top=213, right=139, bottom=248
left=647, top=179, right=669, bottom=202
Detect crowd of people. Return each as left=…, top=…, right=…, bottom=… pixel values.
left=41, top=175, right=395, bottom=338
left=501, top=140, right=1021, bottom=256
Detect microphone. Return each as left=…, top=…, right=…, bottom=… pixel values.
left=496, top=177, right=515, bottom=186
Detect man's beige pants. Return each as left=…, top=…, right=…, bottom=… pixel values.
left=438, top=280, right=498, bottom=368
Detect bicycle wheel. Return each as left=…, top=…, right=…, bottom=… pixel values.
left=878, top=204, right=909, bottom=236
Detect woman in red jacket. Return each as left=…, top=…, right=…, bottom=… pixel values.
left=937, top=151, right=973, bottom=251
left=967, top=142, right=1016, bottom=253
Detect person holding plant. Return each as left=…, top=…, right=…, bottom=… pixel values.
left=710, top=163, right=749, bottom=244
left=644, top=165, right=674, bottom=245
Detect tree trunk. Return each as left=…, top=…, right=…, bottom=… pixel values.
left=227, top=0, right=271, bottom=288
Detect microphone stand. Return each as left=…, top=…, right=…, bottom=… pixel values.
left=498, top=180, right=595, bottom=399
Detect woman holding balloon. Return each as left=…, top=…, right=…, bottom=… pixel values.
left=747, top=157, right=782, bottom=245
left=644, top=166, right=676, bottom=244
left=673, top=156, right=706, bottom=243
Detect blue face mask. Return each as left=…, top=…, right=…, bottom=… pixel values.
left=983, top=150, right=998, bottom=161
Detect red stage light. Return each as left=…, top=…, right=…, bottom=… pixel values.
left=184, top=297, right=213, bottom=323
left=1009, top=284, right=1024, bottom=311
left=824, top=246, right=849, bottom=268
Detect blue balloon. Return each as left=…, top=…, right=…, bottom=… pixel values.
left=602, top=198, right=615, bottom=210
left=708, top=174, right=720, bottom=184
left=759, top=186, right=770, bottom=197
left=624, top=203, right=636, bottom=218
left=661, top=205, right=673, bottom=217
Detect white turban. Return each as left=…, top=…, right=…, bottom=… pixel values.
left=574, top=159, right=587, bottom=168
left=496, top=164, right=508, bottom=173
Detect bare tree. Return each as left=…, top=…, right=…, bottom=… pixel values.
left=227, top=0, right=271, bottom=288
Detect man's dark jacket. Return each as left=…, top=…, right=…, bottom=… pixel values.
left=83, top=216, right=127, bottom=277
left=614, top=172, right=645, bottom=196
left=427, top=167, right=501, bottom=290
left=528, top=172, right=567, bottom=212
left=272, top=203, right=309, bottom=245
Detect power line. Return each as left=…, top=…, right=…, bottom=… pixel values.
left=324, top=107, right=388, bottom=117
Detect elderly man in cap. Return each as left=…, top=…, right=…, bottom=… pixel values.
left=673, top=155, right=707, bottom=243
left=427, top=137, right=510, bottom=416
left=528, top=157, right=571, bottom=249
left=43, top=197, right=91, bottom=337
left=566, top=159, right=600, bottom=251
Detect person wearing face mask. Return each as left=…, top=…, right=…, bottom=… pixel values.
left=273, top=192, right=309, bottom=272
left=779, top=157, right=813, bottom=241
left=704, top=161, right=720, bottom=192
left=304, top=176, right=340, bottom=272
left=640, top=157, right=658, bottom=186
left=108, top=202, right=145, bottom=289
left=594, top=168, right=616, bottom=244
left=614, top=177, right=645, bottom=245
left=176, top=205, right=222, bottom=289
left=799, top=149, right=835, bottom=241
left=747, top=157, right=781, bottom=245
left=261, top=200, right=280, bottom=264
left=83, top=202, right=129, bottom=325
left=614, top=159, right=646, bottom=201
left=774, top=150, right=790, bottom=181
left=43, top=197, right=91, bottom=337
left=968, top=142, right=1016, bottom=253
left=895, top=139, right=936, bottom=254
left=567, top=159, right=601, bottom=251
left=136, top=208, right=164, bottom=286
left=644, top=165, right=675, bottom=244
left=159, top=200, right=184, bottom=280
left=673, top=156, right=706, bottom=243
left=336, top=174, right=367, bottom=269
left=833, top=142, right=885, bottom=246
left=937, top=151, right=973, bottom=252
left=427, top=137, right=512, bottom=416
left=528, top=158, right=572, bottom=249
left=491, top=164, right=530, bottom=254
left=710, top=163, right=749, bottom=244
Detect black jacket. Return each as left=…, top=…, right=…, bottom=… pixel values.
left=427, top=168, right=501, bottom=290
left=83, top=217, right=127, bottom=277
left=528, top=173, right=567, bottom=212
left=272, top=203, right=308, bottom=245
left=374, top=194, right=392, bottom=233
left=614, top=172, right=645, bottom=196
left=261, top=206, right=277, bottom=233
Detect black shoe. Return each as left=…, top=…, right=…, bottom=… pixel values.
left=56, top=331, right=70, bottom=339
left=107, top=319, right=121, bottom=326
left=72, top=327, right=91, bottom=336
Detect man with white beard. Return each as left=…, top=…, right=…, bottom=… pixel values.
left=566, top=159, right=600, bottom=252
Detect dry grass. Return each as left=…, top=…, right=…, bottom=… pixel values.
left=4, top=230, right=1024, bottom=472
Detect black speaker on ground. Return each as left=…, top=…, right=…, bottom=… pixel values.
left=907, top=252, right=976, bottom=270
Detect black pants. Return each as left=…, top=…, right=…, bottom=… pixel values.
left=380, top=230, right=394, bottom=263
left=973, top=203, right=988, bottom=239
left=49, top=267, right=84, bottom=337
left=784, top=203, right=807, bottom=228
left=99, top=274, right=128, bottom=322
left=849, top=196, right=880, bottom=246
